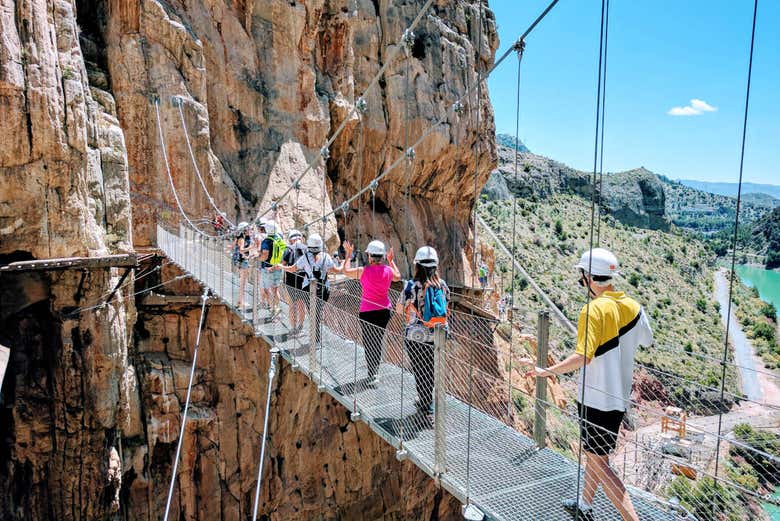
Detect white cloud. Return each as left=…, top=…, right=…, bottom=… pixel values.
left=667, top=98, right=718, bottom=116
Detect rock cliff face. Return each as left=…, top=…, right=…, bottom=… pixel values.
left=1, top=0, right=497, bottom=519
left=103, top=0, right=497, bottom=279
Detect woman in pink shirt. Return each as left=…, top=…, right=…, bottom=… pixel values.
left=343, top=239, right=401, bottom=385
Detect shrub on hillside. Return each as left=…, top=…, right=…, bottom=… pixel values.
left=752, top=322, right=776, bottom=343
left=667, top=476, right=741, bottom=521
left=731, top=423, right=780, bottom=485
left=760, top=302, right=777, bottom=321
left=695, top=298, right=708, bottom=313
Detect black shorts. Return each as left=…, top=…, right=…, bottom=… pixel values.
left=577, top=403, right=624, bottom=456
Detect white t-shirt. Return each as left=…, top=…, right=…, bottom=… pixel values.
left=293, top=252, right=336, bottom=288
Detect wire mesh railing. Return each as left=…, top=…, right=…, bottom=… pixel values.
left=157, top=223, right=780, bottom=521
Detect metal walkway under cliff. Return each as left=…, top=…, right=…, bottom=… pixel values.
left=157, top=223, right=678, bottom=521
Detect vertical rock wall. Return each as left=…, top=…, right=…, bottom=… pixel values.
left=0, top=0, right=134, bottom=518
left=1, top=0, right=499, bottom=519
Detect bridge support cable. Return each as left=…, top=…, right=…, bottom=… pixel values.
left=713, top=0, right=759, bottom=482
left=464, top=0, right=486, bottom=510
left=163, top=289, right=210, bottom=521
left=175, top=97, right=234, bottom=228
left=595, top=0, right=610, bottom=246
left=574, top=0, right=609, bottom=514
left=253, top=0, right=437, bottom=223
left=154, top=98, right=217, bottom=239
left=506, top=41, right=525, bottom=422
left=300, top=0, right=564, bottom=232
left=251, top=348, right=280, bottom=521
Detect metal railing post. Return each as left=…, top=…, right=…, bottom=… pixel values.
left=220, top=237, right=225, bottom=298
left=533, top=310, right=549, bottom=448
left=433, top=324, right=447, bottom=478
left=252, top=260, right=259, bottom=330
left=308, top=279, right=317, bottom=378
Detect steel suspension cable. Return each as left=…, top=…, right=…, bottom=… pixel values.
left=301, top=0, right=563, bottom=230
left=506, top=45, right=525, bottom=421
left=574, top=0, right=608, bottom=515
left=251, top=348, right=280, bottom=520
left=595, top=0, right=609, bottom=246
left=713, top=0, right=759, bottom=480
left=154, top=99, right=217, bottom=238
left=163, top=289, right=210, bottom=521
left=176, top=99, right=234, bottom=227
left=253, top=0, right=437, bottom=223
left=465, top=0, right=485, bottom=507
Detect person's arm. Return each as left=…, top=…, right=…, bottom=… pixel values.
left=521, top=305, right=598, bottom=378
left=395, top=281, right=409, bottom=314
left=341, top=241, right=363, bottom=279
left=386, top=247, right=401, bottom=281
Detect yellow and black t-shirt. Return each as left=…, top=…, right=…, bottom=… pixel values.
left=575, top=291, right=653, bottom=412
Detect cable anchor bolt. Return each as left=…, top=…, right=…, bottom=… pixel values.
left=271, top=201, right=278, bottom=211
left=293, top=181, right=301, bottom=191
left=356, top=97, right=368, bottom=114
left=401, top=29, right=415, bottom=53
left=320, top=146, right=330, bottom=160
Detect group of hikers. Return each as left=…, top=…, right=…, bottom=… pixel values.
left=225, top=214, right=652, bottom=521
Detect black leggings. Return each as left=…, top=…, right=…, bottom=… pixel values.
left=405, top=338, right=435, bottom=407
left=359, top=309, right=391, bottom=378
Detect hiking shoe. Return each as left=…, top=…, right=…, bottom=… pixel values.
left=562, top=499, right=594, bottom=521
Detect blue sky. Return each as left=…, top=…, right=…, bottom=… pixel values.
left=486, top=0, right=779, bottom=185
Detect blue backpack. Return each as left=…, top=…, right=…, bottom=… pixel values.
left=404, top=281, right=448, bottom=328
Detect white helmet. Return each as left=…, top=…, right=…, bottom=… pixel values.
left=236, top=221, right=250, bottom=235
left=264, top=220, right=278, bottom=235
left=414, top=246, right=439, bottom=267
left=365, top=240, right=386, bottom=257
left=306, top=233, right=323, bottom=252
left=575, top=248, right=619, bottom=277
left=288, top=229, right=303, bottom=241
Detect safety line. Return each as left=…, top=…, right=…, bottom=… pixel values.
left=163, top=289, right=210, bottom=521
left=154, top=99, right=217, bottom=239
left=253, top=0, right=437, bottom=223
left=176, top=99, right=234, bottom=227
left=251, top=348, right=280, bottom=520
left=298, top=0, right=564, bottom=230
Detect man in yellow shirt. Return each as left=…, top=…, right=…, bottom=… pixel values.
left=524, top=248, right=653, bottom=521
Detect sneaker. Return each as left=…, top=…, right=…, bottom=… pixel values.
left=416, top=401, right=434, bottom=415
left=365, top=374, right=380, bottom=388
left=562, top=499, right=594, bottom=521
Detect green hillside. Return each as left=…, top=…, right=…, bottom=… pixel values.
left=479, top=146, right=746, bottom=402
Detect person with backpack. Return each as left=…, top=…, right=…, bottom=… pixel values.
left=397, top=246, right=449, bottom=415
left=280, top=229, right=307, bottom=335
left=272, top=233, right=341, bottom=342
left=478, top=261, right=489, bottom=289
left=342, top=239, right=401, bottom=386
left=258, top=220, right=286, bottom=317
left=231, top=221, right=252, bottom=311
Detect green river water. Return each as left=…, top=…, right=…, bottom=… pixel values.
left=735, top=265, right=780, bottom=520
left=735, top=265, right=780, bottom=317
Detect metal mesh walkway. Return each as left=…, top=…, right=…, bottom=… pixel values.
left=156, top=223, right=681, bottom=521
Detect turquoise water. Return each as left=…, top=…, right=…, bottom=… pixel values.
left=761, top=485, right=780, bottom=521
left=735, top=265, right=780, bottom=317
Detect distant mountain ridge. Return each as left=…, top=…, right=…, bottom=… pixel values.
left=679, top=180, right=780, bottom=200
left=484, top=142, right=774, bottom=235
left=495, top=133, right=530, bottom=153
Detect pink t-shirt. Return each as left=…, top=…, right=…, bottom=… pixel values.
left=359, top=264, right=393, bottom=312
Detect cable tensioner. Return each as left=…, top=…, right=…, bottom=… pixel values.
left=369, top=179, right=379, bottom=193
left=320, top=146, right=330, bottom=160
left=405, top=147, right=416, bottom=161
left=356, top=97, right=368, bottom=114
left=513, top=37, right=526, bottom=53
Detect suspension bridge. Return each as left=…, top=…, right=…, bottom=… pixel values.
left=140, top=0, right=780, bottom=519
